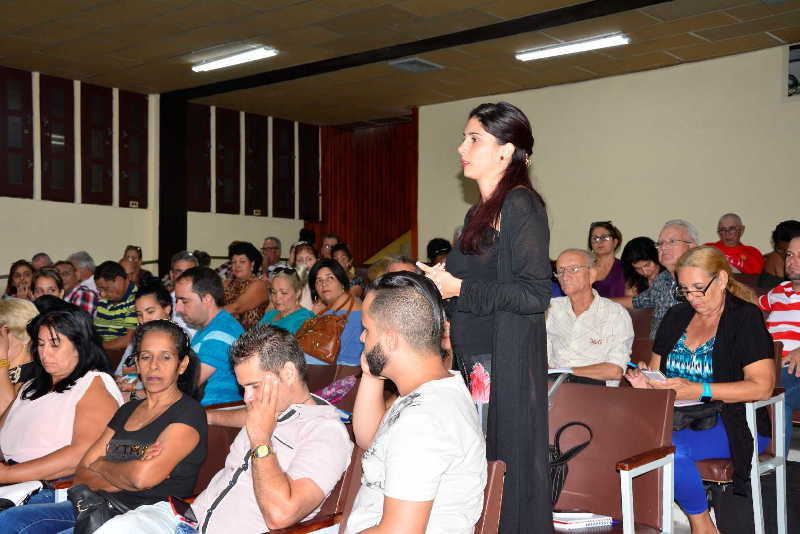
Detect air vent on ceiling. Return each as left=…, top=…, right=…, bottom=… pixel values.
left=388, top=57, right=443, bottom=73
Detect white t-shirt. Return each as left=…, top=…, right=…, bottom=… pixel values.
left=344, top=372, right=487, bottom=534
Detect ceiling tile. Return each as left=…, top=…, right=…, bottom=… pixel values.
left=318, top=5, right=419, bottom=34
left=695, top=10, right=800, bottom=41
left=725, top=1, right=800, bottom=21
left=13, top=19, right=103, bottom=46
left=642, top=0, right=751, bottom=22
left=667, top=32, right=781, bottom=62
left=402, top=9, right=503, bottom=40
left=65, top=0, right=175, bottom=27
left=1, top=0, right=100, bottom=27
left=770, top=26, right=800, bottom=43
left=630, top=12, right=740, bottom=41
left=152, top=1, right=263, bottom=31
left=481, top=0, right=586, bottom=20
left=582, top=51, right=680, bottom=77
left=603, top=33, right=706, bottom=59
left=543, top=10, right=657, bottom=42
left=395, top=0, right=485, bottom=17
left=459, top=32, right=559, bottom=58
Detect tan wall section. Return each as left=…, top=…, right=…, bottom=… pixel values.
left=419, top=46, right=800, bottom=261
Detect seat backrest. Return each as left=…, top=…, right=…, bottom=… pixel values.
left=732, top=273, right=759, bottom=289
left=316, top=446, right=362, bottom=517
left=193, top=423, right=241, bottom=496
left=474, top=460, right=506, bottom=534
left=627, top=307, right=653, bottom=341
left=307, top=364, right=337, bottom=393
left=337, top=448, right=365, bottom=534
left=549, top=382, right=674, bottom=529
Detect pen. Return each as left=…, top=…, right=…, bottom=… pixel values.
left=626, top=362, right=639, bottom=369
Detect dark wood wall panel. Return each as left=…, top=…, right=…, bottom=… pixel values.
left=298, top=123, right=319, bottom=221
left=244, top=113, right=268, bottom=216
left=215, top=107, right=240, bottom=214
left=40, top=75, right=74, bottom=202
left=0, top=66, right=33, bottom=198
left=186, top=103, right=211, bottom=212
left=119, top=90, right=148, bottom=208
left=80, top=83, right=112, bottom=205
left=306, top=110, right=417, bottom=264
left=272, top=117, right=294, bottom=219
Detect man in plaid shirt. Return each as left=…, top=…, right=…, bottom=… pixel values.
left=66, top=251, right=100, bottom=316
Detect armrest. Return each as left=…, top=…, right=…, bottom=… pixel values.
left=47, top=477, right=75, bottom=490
left=753, top=389, right=786, bottom=410
left=616, top=446, right=675, bottom=471
left=269, top=513, right=341, bottom=534
left=204, top=400, right=246, bottom=412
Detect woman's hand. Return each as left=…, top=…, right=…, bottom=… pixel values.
left=16, top=282, right=31, bottom=300
left=417, top=262, right=462, bottom=299
left=650, top=377, right=702, bottom=400
left=625, top=368, right=652, bottom=389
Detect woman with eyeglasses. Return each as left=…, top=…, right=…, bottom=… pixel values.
left=588, top=221, right=626, bottom=298
left=122, top=245, right=155, bottom=288
left=259, top=269, right=315, bottom=334
left=626, top=246, right=774, bottom=534
left=222, top=241, right=270, bottom=330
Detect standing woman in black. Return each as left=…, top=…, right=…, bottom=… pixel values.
left=421, top=101, right=552, bottom=533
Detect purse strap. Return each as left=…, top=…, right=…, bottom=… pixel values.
left=552, top=422, right=593, bottom=464
left=201, top=449, right=251, bottom=534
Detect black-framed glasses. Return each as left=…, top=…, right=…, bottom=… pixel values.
left=673, top=274, right=718, bottom=301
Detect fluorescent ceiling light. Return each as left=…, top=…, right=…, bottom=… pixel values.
left=192, top=47, right=277, bottom=72
left=515, top=34, right=630, bottom=62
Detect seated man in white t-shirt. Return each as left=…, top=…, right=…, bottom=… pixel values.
left=548, top=249, right=634, bottom=382
left=97, top=324, right=353, bottom=533
left=346, top=272, right=487, bottom=534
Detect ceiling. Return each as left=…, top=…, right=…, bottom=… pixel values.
left=1, top=0, right=799, bottom=124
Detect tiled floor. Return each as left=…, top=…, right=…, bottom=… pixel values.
left=672, top=425, right=800, bottom=533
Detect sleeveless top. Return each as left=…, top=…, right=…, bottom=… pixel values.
left=592, top=258, right=626, bottom=298
left=224, top=276, right=269, bottom=330
left=1, top=371, right=124, bottom=463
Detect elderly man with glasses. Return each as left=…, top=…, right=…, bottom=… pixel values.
left=548, top=249, right=634, bottom=382
left=704, top=212, right=764, bottom=274
left=614, top=219, right=699, bottom=338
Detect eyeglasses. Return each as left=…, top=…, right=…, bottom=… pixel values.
left=261, top=246, right=280, bottom=252
left=673, top=274, right=718, bottom=301
left=717, top=226, right=740, bottom=234
left=655, top=239, right=693, bottom=250
left=270, top=266, right=297, bottom=278
left=554, top=265, right=591, bottom=278
left=590, top=234, right=613, bottom=243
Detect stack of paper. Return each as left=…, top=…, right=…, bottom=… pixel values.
left=553, top=512, right=614, bottom=530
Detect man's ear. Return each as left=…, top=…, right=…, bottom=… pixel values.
left=383, top=329, right=399, bottom=353
left=279, top=361, right=297, bottom=385
left=739, top=225, right=746, bottom=238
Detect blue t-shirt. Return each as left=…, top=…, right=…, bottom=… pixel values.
left=305, top=310, right=364, bottom=367
left=192, top=310, right=244, bottom=406
left=259, top=308, right=315, bottom=334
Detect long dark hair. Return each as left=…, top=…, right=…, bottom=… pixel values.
left=4, top=259, right=34, bottom=296
left=621, top=237, right=664, bottom=293
left=308, top=258, right=350, bottom=302
left=132, top=320, right=203, bottom=401
left=460, top=102, right=544, bottom=254
left=23, top=308, right=112, bottom=400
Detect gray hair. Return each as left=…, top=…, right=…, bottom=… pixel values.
left=558, top=248, right=596, bottom=266
left=67, top=251, right=95, bottom=273
left=230, top=324, right=307, bottom=383
left=718, top=213, right=743, bottom=226
left=170, top=250, right=199, bottom=268
left=31, top=252, right=52, bottom=264
left=662, top=219, right=699, bottom=245
left=387, top=256, right=421, bottom=274
left=263, top=236, right=282, bottom=249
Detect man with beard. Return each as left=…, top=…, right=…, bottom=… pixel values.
left=759, top=229, right=800, bottom=449
left=345, top=272, right=486, bottom=534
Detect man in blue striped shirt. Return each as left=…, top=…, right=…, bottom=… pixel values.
left=175, top=266, right=244, bottom=406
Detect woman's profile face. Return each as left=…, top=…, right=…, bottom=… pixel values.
left=295, top=249, right=317, bottom=269
left=37, top=326, right=80, bottom=383
left=457, top=117, right=507, bottom=181
left=33, top=276, right=63, bottom=299
left=633, top=260, right=659, bottom=281
left=230, top=254, right=255, bottom=280
left=315, top=267, right=344, bottom=304
left=135, top=294, right=172, bottom=325
left=136, top=330, right=187, bottom=396
left=270, top=276, right=299, bottom=314
left=12, top=265, right=33, bottom=289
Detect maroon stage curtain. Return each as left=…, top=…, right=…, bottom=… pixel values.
left=306, top=109, right=418, bottom=264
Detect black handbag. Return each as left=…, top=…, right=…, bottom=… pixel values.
left=673, top=400, right=724, bottom=431
left=549, top=421, right=593, bottom=506
left=67, top=484, right=131, bottom=534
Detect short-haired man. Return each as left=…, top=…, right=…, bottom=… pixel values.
left=94, top=261, right=138, bottom=351
left=615, top=219, right=699, bottom=338
left=261, top=236, right=283, bottom=272
left=168, top=251, right=199, bottom=338
left=705, top=213, right=764, bottom=274
left=320, top=234, right=340, bottom=259
left=91, top=325, right=353, bottom=534
left=346, top=272, right=486, bottom=534
left=66, top=251, right=100, bottom=316
left=175, top=266, right=243, bottom=406
left=31, top=252, right=52, bottom=271
left=548, top=250, right=634, bottom=382
left=759, top=230, right=800, bottom=449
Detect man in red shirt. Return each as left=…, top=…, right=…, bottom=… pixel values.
left=705, top=213, right=764, bottom=274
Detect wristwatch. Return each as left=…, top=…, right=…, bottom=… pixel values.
left=699, top=382, right=713, bottom=403
left=251, top=444, right=272, bottom=460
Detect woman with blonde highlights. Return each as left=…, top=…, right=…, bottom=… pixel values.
left=0, top=299, right=38, bottom=415
left=627, top=246, right=773, bottom=534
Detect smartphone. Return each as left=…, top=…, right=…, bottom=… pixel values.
left=169, top=496, right=198, bottom=526
left=641, top=369, right=667, bottom=382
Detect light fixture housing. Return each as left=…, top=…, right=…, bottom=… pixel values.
left=192, top=47, right=278, bottom=72
left=515, top=34, right=630, bottom=62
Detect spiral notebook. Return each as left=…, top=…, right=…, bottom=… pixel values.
left=553, top=512, right=613, bottom=530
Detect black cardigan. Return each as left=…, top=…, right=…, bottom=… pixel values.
left=653, top=291, right=774, bottom=495
left=452, top=188, right=553, bottom=533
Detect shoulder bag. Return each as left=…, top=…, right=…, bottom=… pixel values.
left=68, top=484, right=131, bottom=534
left=296, top=296, right=354, bottom=365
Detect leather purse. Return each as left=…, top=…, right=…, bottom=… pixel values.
left=296, top=296, right=354, bottom=365
left=68, top=484, right=131, bottom=534
left=673, top=400, right=724, bottom=431
left=549, top=422, right=593, bottom=506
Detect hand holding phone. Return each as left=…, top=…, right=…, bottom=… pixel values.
left=641, top=369, right=667, bottom=382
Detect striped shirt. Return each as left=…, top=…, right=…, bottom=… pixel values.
left=94, top=283, right=138, bottom=341
left=758, top=281, right=800, bottom=357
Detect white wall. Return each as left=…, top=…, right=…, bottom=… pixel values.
left=419, top=46, right=800, bottom=258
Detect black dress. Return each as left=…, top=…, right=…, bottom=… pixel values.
left=447, top=188, right=553, bottom=534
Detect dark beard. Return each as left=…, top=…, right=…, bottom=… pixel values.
left=365, top=342, right=388, bottom=377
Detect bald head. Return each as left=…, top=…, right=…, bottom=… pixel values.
left=555, top=249, right=596, bottom=299
left=717, top=213, right=744, bottom=247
